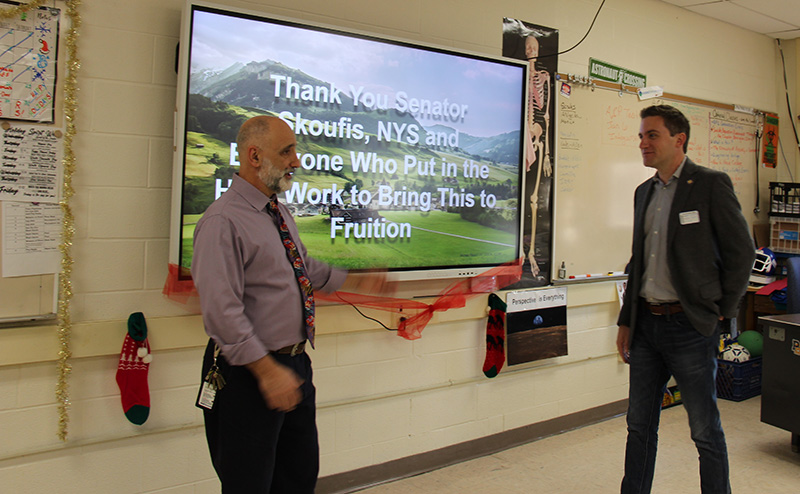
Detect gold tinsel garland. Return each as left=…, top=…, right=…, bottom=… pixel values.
left=58, top=0, right=80, bottom=443
left=0, top=0, right=81, bottom=442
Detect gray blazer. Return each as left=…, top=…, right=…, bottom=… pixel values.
left=618, top=158, right=755, bottom=337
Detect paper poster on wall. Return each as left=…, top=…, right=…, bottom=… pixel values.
left=506, top=287, right=567, bottom=365
left=2, top=200, right=60, bottom=277
left=0, top=2, right=60, bottom=122
left=502, top=18, right=559, bottom=288
left=0, top=123, right=63, bottom=202
left=762, top=113, right=779, bottom=168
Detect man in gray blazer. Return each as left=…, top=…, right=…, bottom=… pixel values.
left=616, top=105, right=755, bottom=494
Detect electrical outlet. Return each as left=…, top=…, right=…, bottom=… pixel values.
left=392, top=306, right=422, bottom=329
left=392, top=307, right=408, bottom=329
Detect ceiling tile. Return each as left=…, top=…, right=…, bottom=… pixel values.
left=768, top=28, right=800, bottom=39
left=687, top=2, right=798, bottom=34
left=732, top=0, right=800, bottom=27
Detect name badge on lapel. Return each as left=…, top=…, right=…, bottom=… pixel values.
left=679, top=210, right=700, bottom=225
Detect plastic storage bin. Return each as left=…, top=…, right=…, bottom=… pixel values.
left=716, top=356, right=762, bottom=402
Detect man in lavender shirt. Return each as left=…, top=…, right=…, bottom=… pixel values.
left=192, top=116, right=388, bottom=493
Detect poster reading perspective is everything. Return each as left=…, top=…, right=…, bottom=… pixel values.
left=0, top=3, right=59, bottom=123
left=506, top=288, right=567, bottom=365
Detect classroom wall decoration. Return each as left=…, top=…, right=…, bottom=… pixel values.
left=0, top=122, right=63, bottom=202
left=502, top=18, right=559, bottom=288
left=1, top=123, right=63, bottom=279
left=762, top=112, right=778, bottom=168
left=506, top=287, right=567, bottom=365
left=0, top=0, right=78, bottom=443
left=0, top=1, right=60, bottom=122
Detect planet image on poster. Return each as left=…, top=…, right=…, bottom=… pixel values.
left=506, top=298, right=568, bottom=366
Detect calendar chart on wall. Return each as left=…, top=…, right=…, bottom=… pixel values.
left=0, top=2, right=60, bottom=123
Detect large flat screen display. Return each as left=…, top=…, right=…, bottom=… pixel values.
left=170, top=2, right=528, bottom=281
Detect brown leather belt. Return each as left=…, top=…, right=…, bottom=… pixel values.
left=275, top=341, right=306, bottom=356
left=644, top=300, right=683, bottom=316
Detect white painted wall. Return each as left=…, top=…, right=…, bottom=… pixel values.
left=0, top=0, right=794, bottom=492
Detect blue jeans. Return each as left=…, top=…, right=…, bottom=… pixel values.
left=621, top=307, right=730, bottom=494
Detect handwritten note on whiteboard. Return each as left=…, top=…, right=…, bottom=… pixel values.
left=0, top=4, right=60, bottom=122
left=0, top=123, right=63, bottom=202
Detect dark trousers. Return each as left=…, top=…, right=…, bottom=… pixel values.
left=201, top=339, right=319, bottom=493
left=621, top=307, right=730, bottom=494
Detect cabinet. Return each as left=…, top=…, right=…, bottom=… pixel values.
left=759, top=313, right=800, bottom=453
left=744, top=285, right=785, bottom=333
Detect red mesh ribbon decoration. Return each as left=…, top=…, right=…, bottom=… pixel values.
left=164, top=258, right=523, bottom=340
left=318, top=258, right=523, bottom=340
left=320, top=291, right=430, bottom=339
left=163, top=263, right=199, bottom=304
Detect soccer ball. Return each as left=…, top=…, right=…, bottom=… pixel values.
left=720, top=343, right=751, bottom=363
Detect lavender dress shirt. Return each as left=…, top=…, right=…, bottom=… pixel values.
left=191, top=174, right=347, bottom=366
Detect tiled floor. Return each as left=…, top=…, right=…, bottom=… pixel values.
left=357, top=396, right=799, bottom=493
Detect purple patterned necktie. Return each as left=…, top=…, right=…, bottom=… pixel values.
left=268, top=199, right=315, bottom=348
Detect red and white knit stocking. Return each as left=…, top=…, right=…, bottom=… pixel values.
left=116, top=312, right=152, bottom=425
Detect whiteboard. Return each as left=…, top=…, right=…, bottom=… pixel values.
left=553, top=82, right=759, bottom=279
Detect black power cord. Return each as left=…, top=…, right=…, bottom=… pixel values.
left=335, top=292, right=397, bottom=332
left=527, top=0, right=607, bottom=61
left=755, top=122, right=762, bottom=214
left=778, top=39, right=800, bottom=169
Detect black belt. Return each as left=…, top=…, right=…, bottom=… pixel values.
left=644, top=300, right=683, bottom=316
left=274, top=341, right=306, bottom=356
